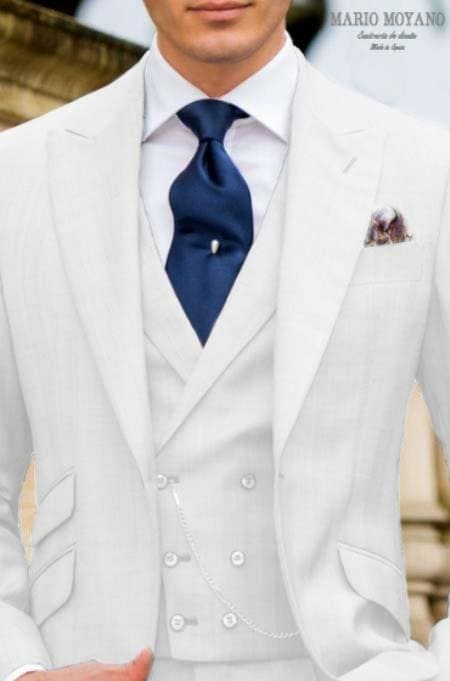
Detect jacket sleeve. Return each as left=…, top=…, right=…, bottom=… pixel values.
left=3, top=664, right=47, bottom=681
left=0, top=277, right=51, bottom=677
left=416, top=163, right=450, bottom=677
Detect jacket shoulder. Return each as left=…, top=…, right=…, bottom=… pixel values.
left=0, top=51, right=147, bottom=158
left=0, top=83, right=102, bottom=169
left=0, top=52, right=147, bottom=250
left=306, top=59, right=450, bottom=161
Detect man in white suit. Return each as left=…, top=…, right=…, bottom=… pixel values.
left=0, top=1, right=450, bottom=680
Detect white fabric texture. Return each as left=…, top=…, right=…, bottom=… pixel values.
left=149, top=655, right=317, bottom=681
left=0, top=42, right=449, bottom=681
left=3, top=665, right=45, bottom=681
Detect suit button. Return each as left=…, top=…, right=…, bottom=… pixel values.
left=222, top=612, right=238, bottom=629
left=157, top=474, right=168, bottom=490
left=230, top=550, right=246, bottom=567
left=240, top=473, right=256, bottom=490
left=170, top=614, right=186, bottom=632
left=163, top=551, right=179, bottom=568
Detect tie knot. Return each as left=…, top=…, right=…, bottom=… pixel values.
left=177, top=99, right=249, bottom=143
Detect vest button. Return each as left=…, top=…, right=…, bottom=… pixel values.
left=222, top=612, right=238, bottom=629
left=230, top=550, right=246, bottom=567
left=240, top=473, right=256, bottom=490
left=170, top=614, right=186, bottom=632
left=163, top=551, right=179, bottom=568
left=156, top=474, right=168, bottom=490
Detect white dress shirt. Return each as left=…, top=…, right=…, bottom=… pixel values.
left=5, top=30, right=299, bottom=681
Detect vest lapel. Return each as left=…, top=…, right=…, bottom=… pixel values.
left=46, top=54, right=155, bottom=485
left=140, top=194, right=202, bottom=382
left=273, top=50, right=385, bottom=466
left=156, top=161, right=287, bottom=453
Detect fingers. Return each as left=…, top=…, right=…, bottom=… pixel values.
left=32, top=649, right=154, bottom=681
left=123, top=648, right=154, bottom=681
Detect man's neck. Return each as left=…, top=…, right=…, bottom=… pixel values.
left=156, top=28, right=287, bottom=98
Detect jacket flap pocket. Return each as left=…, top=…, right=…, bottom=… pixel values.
left=30, top=545, right=75, bottom=627
left=31, top=469, right=75, bottom=546
left=338, top=541, right=410, bottom=637
left=350, top=240, right=425, bottom=285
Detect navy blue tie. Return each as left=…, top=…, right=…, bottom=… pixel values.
left=166, top=99, right=254, bottom=345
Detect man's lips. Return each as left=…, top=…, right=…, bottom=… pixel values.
left=191, top=2, right=251, bottom=9
left=188, top=2, right=252, bottom=19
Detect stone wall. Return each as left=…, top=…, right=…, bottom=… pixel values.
left=0, top=0, right=144, bottom=128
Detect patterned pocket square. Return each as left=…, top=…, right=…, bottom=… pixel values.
left=364, top=207, right=413, bottom=246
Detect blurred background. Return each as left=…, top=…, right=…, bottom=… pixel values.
left=0, top=0, right=449, bottom=647
left=29, top=0, right=450, bottom=126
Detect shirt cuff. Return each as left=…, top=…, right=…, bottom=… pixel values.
left=3, top=664, right=46, bottom=681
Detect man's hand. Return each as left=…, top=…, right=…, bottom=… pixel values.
left=20, top=648, right=154, bottom=681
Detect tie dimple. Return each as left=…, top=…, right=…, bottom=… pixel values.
left=165, top=99, right=254, bottom=345
left=177, top=99, right=249, bottom=143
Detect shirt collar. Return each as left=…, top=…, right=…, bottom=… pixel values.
left=142, top=30, right=299, bottom=143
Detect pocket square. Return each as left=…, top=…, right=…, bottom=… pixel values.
left=364, top=207, right=412, bottom=246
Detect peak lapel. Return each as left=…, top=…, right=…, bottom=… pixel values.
left=46, top=55, right=154, bottom=485
left=273, top=52, right=385, bottom=464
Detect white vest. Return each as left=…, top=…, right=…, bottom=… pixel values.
left=139, top=164, right=308, bottom=663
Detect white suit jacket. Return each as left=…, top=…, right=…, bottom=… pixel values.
left=0, top=47, right=449, bottom=681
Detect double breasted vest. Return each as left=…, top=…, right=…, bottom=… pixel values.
left=139, top=161, right=308, bottom=663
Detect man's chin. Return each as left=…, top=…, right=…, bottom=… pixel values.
left=180, top=34, right=261, bottom=64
